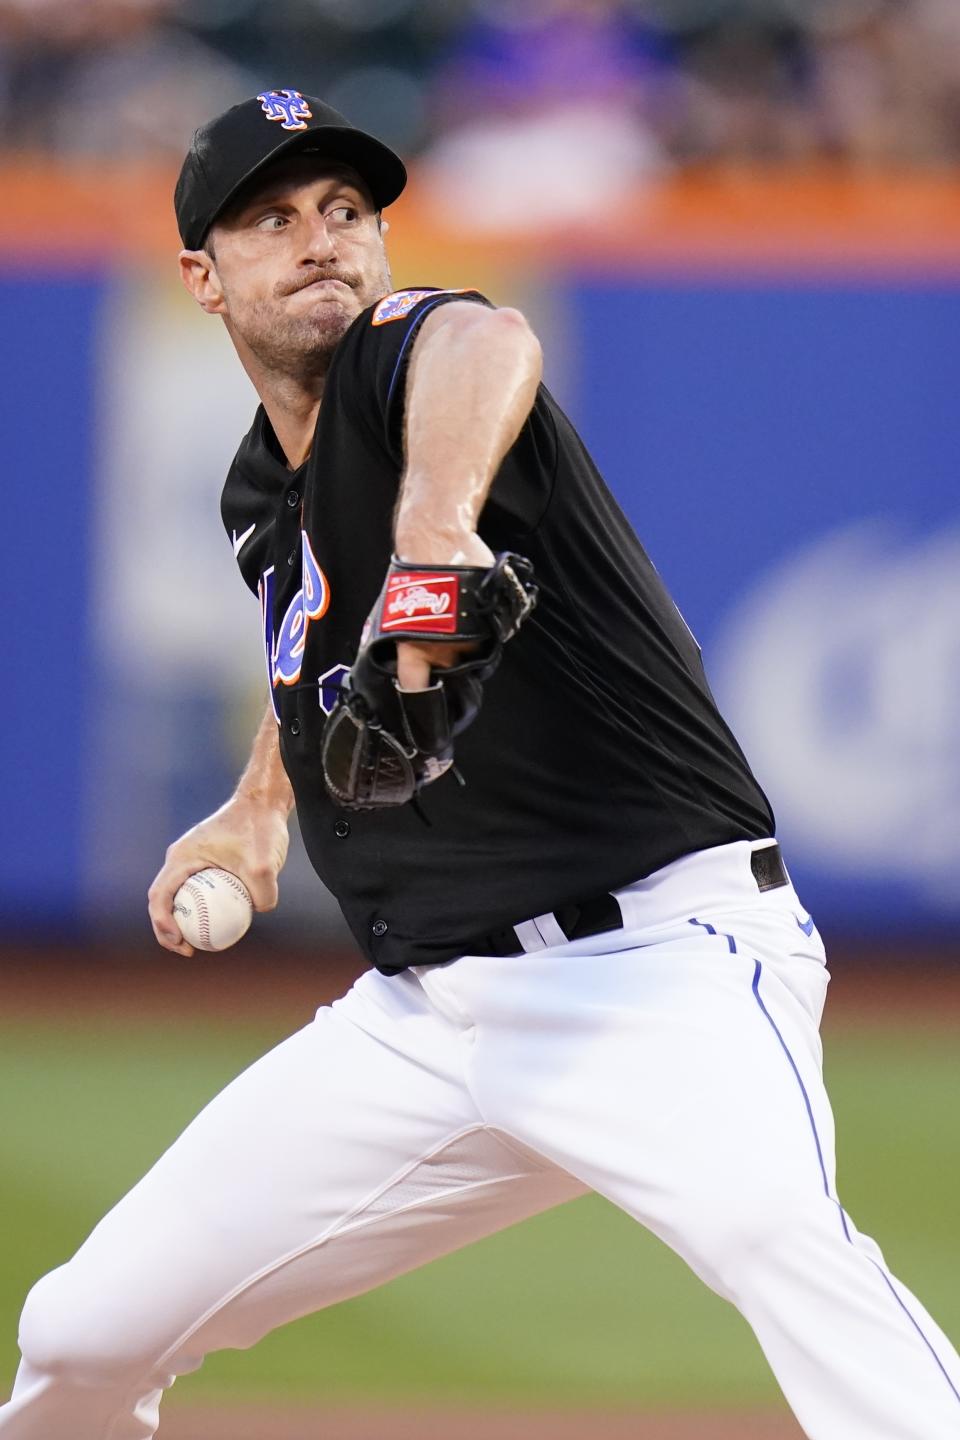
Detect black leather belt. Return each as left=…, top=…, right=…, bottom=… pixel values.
left=750, top=843, right=789, bottom=893
left=468, top=842, right=788, bottom=958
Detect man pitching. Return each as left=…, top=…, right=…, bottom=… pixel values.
left=1, top=89, right=957, bottom=1439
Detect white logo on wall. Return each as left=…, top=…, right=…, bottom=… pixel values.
left=711, top=520, right=960, bottom=907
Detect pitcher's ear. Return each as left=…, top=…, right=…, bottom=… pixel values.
left=178, top=249, right=225, bottom=315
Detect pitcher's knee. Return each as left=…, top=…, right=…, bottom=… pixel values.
left=676, top=1192, right=834, bottom=1300
left=19, top=1265, right=161, bottom=1386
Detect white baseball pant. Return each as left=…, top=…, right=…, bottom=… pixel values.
left=1, top=839, right=958, bottom=1440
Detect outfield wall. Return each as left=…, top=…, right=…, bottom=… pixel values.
left=3, top=167, right=958, bottom=941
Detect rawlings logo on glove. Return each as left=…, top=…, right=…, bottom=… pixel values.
left=321, top=553, right=537, bottom=811
left=381, top=573, right=458, bottom=630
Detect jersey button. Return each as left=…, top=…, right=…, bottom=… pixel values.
left=371, top=920, right=388, bottom=937
left=334, top=820, right=350, bottom=838
left=289, top=717, right=301, bottom=736
left=287, top=550, right=297, bottom=567
left=286, top=490, right=300, bottom=508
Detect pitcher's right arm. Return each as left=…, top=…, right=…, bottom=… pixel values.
left=147, top=705, right=293, bottom=956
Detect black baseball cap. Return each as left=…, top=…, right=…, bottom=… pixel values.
left=175, top=89, right=407, bottom=251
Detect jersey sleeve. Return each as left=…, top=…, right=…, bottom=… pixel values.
left=220, top=407, right=288, bottom=597
left=330, top=287, right=556, bottom=532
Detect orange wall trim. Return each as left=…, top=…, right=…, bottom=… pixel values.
left=5, top=157, right=960, bottom=276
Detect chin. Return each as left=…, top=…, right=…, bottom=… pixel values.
left=244, top=303, right=359, bottom=378
left=309, top=308, right=355, bottom=352
left=280, top=302, right=346, bottom=348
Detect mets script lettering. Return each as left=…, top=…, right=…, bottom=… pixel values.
left=260, top=533, right=330, bottom=720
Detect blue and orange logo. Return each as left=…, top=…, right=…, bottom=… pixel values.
left=258, top=90, right=313, bottom=132
left=371, top=288, right=478, bottom=326
left=260, top=532, right=330, bottom=720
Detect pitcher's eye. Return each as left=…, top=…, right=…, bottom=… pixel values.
left=325, top=205, right=361, bottom=228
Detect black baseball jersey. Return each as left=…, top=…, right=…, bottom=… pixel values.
left=222, top=287, right=775, bottom=973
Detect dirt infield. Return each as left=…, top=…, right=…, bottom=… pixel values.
left=1, top=939, right=958, bottom=1029
left=161, top=1405, right=804, bottom=1439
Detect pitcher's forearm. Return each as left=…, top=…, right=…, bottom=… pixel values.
left=235, top=704, right=295, bottom=815
left=396, top=305, right=542, bottom=555
left=147, top=706, right=291, bottom=954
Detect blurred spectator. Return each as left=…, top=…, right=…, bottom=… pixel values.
left=1, top=0, right=960, bottom=178
left=665, top=11, right=813, bottom=164
left=655, top=0, right=960, bottom=168
left=811, top=0, right=960, bottom=168
left=0, top=0, right=254, bottom=158
left=421, top=0, right=672, bottom=230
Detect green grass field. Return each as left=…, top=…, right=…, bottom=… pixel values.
left=1, top=1011, right=957, bottom=1410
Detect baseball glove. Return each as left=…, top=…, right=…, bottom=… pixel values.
left=321, top=552, right=538, bottom=810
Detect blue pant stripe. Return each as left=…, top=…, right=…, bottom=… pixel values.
left=689, top=917, right=737, bottom=952
left=750, top=959, right=841, bottom=1223
left=869, top=1258, right=960, bottom=1404
left=752, top=958, right=959, bottom=1406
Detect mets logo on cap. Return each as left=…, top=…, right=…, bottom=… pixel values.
left=258, top=90, right=313, bottom=132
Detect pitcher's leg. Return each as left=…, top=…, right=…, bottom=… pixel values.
left=669, top=952, right=960, bottom=1440
left=460, top=932, right=960, bottom=1440
left=0, top=969, right=582, bottom=1440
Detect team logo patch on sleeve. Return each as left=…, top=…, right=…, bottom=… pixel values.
left=380, top=572, right=459, bottom=633
left=371, top=288, right=477, bottom=326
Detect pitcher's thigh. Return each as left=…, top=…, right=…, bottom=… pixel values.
left=478, top=940, right=838, bottom=1288
left=16, top=988, right=553, bottom=1386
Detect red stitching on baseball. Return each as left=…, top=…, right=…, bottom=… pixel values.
left=213, top=869, right=252, bottom=904
left=185, top=882, right=212, bottom=948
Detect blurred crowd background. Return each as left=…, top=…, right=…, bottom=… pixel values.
left=5, top=0, right=960, bottom=176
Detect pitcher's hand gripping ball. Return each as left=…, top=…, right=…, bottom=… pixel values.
left=173, top=868, right=253, bottom=951
left=322, top=552, right=537, bottom=810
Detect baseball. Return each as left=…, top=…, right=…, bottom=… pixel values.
left=172, top=868, right=253, bottom=952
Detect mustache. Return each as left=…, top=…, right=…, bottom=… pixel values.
left=277, top=269, right=361, bottom=297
